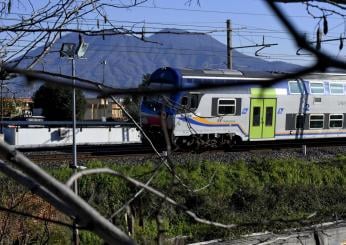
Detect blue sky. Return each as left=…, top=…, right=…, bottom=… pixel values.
left=105, top=0, right=346, bottom=66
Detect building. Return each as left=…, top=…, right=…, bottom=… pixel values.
left=0, top=97, right=33, bottom=118
left=84, top=98, right=126, bottom=120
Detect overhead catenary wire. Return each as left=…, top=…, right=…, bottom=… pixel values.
left=7, top=6, right=343, bottom=20
left=1, top=16, right=344, bottom=37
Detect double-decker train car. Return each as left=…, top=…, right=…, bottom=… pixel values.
left=140, top=67, right=346, bottom=148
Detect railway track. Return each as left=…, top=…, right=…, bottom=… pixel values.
left=23, top=143, right=159, bottom=162
left=232, top=137, right=346, bottom=151
left=21, top=137, right=346, bottom=163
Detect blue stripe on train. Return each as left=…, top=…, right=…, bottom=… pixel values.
left=177, top=117, right=247, bottom=136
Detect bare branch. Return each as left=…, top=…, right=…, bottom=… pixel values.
left=0, top=205, right=74, bottom=228
left=0, top=0, right=150, bottom=68
left=0, top=140, right=135, bottom=244
left=108, top=164, right=162, bottom=219
left=273, top=0, right=346, bottom=5
left=66, top=168, right=238, bottom=229
left=0, top=160, right=74, bottom=217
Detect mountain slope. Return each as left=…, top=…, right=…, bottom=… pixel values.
left=11, top=29, right=301, bottom=96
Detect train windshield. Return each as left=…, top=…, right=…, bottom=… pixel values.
left=179, top=93, right=201, bottom=111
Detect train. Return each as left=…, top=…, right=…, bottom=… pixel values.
left=140, top=67, right=346, bottom=149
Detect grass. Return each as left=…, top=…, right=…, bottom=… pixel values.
left=24, top=154, right=346, bottom=243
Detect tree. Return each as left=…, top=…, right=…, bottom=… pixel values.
left=122, top=96, right=140, bottom=121
left=33, top=84, right=86, bottom=120
left=122, top=74, right=151, bottom=121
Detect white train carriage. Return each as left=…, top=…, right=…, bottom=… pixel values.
left=140, top=67, right=346, bottom=147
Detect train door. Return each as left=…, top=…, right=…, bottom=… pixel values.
left=249, top=98, right=276, bottom=139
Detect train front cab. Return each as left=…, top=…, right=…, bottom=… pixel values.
left=140, top=67, right=182, bottom=144
left=248, top=88, right=277, bottom=141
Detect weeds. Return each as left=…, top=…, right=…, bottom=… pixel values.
left=5, top=155, right=345, bottom=243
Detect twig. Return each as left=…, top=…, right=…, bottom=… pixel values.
left=66, top=168, right=237, bottom=229
left=0, top=140, right=135, bottom=245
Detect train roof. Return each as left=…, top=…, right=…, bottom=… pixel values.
left=179, top=68, right=346, bottom=80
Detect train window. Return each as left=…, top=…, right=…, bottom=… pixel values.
left=310, top=82, right=325, bottom=94
left=181, top=96, right=188, bottom=106
left=329, top=114, right=343, bottom=128
left=253, top=107, right=261, bottom=126
left=330, top=83, right=344, bottom=94
left=190, top=94, right=199, bottom=109
left=265, top=107, right=273, bottom=126
left=313, top=97, right=322, bottom=104
left=309, top=114, right=324, bottom=129
left=288, top=81, right=302, bottom=94
left=217, top=99, right=236, bottom=115
left=295, top=114, right=305, bottom=129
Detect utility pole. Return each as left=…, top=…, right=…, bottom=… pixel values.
left=226, top=19, right=278, bottom=69
left=101, top=60, right=107, bottom=118
left=226, top=19, right=232, bottom=70
left=60, top=39, right=88, bottom=245
left=71, top=57, right=79, bottom=245
left=101, top=60, right=106, bottom=84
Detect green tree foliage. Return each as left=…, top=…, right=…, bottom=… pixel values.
left=141, top=73, right=151, bottom=87
left=33, top=84, right=86, bottom=120
left=122, top=74, right=151, bottom=121
left=122, top=96, right=140, bottom=121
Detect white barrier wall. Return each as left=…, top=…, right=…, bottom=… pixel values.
left=4, top=127, right=141, bottom=147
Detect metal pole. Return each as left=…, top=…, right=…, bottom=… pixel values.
left=72, top=59, right=77, bottom=169
left=302, top=144, right=307, bottom=156
left=71, top=57, right=79, bottom=245
left=102, top=60, right=106, bottom=85
left=102, top=60, right=107, bottom=119
left=226, top=19, right=232, bottom=70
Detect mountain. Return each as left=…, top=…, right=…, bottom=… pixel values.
left=9, top=29, right=301, bottom=97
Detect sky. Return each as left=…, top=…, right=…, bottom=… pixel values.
left=2, top=0, right=346, bottom=67
left=102, top=0, right=346, bottom=66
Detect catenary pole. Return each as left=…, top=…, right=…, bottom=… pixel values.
left=227, top=19, right=232, bottom=70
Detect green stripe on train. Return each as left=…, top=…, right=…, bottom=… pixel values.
left=251, top=88, right=276, bottom=97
